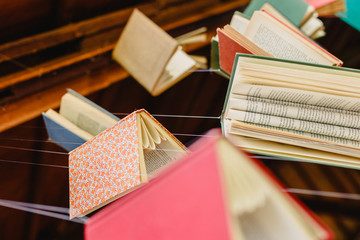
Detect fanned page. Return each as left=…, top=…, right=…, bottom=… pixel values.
left=244, top=11, right=342, bottom=66
left=112, top=9, right=178, bottom=93
left=216, top=139, right=330, bottom=240
left=153, top=48, right=196, bottom=96
left=223, top=54, right=360, bottom=164
left=139, top=111, right=187, bottom=176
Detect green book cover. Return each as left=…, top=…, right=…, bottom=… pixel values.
left=244, top=0, right=309, bottom=26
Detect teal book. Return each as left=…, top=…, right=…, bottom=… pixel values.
left=244, top=0, right=309, bottom=26
left=336, top=0, right=360, bottom=32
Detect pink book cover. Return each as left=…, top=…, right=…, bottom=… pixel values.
left=217, top=28, right=253, bottom=76
left=69, top=110, right=142, bottom=219
left=84, top=130, right=233, bottom=240
left=303, top=0, right=336, bottom=8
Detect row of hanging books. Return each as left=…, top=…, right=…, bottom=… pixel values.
left=41, top=0, right=360, bottom=239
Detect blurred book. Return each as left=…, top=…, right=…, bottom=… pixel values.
left=304, top=0, right=346, bottom=17
left=84, top=129, right=333, bottom=240
left=336, top=0, right=360, bottom=32
left=69, top=109, right=187, bottom=219
left=42, top=89, right=119, bottom=151
left=112, top=9, right=205, bottom=96
left=222, top=53, right=360, bottom=169
left=244, top=0, right=325, bottom=38
left=213, top=10, right=342, bottom=76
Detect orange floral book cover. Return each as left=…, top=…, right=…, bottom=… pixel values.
left=69, top=109, right=186, bottom=219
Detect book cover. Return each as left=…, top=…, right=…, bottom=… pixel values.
left=244, top=0, right=309, bottom=26
left=217, top=28, right=253, bottom=76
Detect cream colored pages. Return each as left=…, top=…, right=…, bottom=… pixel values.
left=217, top=139, right=328, bottom=240
left=112, top=9, right=178, bottom=93
left=244, top=11, right=337, bottom=66
left=44, top=109, right=93, bottom=141
left=227, top=135, right=360, bottom=169
left=153, top=48, right=196, bottom=95
left=59, top=93, right=118, bottom=136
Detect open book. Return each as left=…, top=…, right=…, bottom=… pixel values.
left=215, top=10, right=342, bottom=76
left=42, top=89, right=119, bottom=151
left=69, top=109, right=187, bottom=219
left=222, top=53, right=360, bottom=169
left=112, top=9, right=201, bottom=96
left=84, top=129, right=332, bottom=240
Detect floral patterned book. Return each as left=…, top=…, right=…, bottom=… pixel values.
left=69, top=109, right=187, bottom=219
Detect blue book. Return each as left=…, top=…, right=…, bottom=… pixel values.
left=42, top=89, right=119, bottom=151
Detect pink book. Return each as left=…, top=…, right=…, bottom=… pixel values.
left=84, top=129, right=333, bottom=240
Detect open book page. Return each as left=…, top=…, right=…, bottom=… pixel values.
left=175, top=27, right=207, bottom=45
left=229, top=12, right=250, bottom=34
left=230, top=121, right=360, bottom=158
left=59, top=92, right=118, bottom=136
left=153, top=48, right=196, bottom=95
left=139, top=112, right=186, bottom=176
left=244, top=11, right=340, bottom=66
left=228, top=96, right=360, bottom=128
left=112, top=9, right=178, bottom=92
left=226, top=134, right=360, bottom=169
left=217, top=139, right=329, bottom=240
left=44, top=109, right=93, bottom=141
left=231, top=84, right=360, bottom=111
left=230, top=58, right=360, bottom=97
left=228, top=110, right=360, bottom=144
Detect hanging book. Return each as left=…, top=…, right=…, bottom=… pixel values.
left=84, top=129, right=332, bottom=240
left=112, top=9, right=200, bottom=96
left=69, top=109, right=187, bottom=219
left=215, top=10, right=342, bottom=76
left=222, top=53, right=360, bottom=169
left=42, top=89, right=119, bottom=151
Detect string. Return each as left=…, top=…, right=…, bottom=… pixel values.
left=285, top=188, right=360, bottom=200
left=0, top=53, right=37, bottom=73
left=0, top=159, right=68, bottom=168
left=0, top=199, right=87, bottom=224
left=0, top=145, right=68, bottom=155
left=1, top=187, right=359, bottom=224
left=113, top=113, right=221, bottom=119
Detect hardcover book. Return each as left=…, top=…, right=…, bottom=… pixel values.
left=69, top=109, right=187, bottom=219
left=112, top=9, right=199, bottom=96
left=222, top=53, right=360, bottom=169
left=42, top=89, right=119, bottom=151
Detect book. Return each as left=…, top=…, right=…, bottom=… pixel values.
left=216, top=10, right=342, bottom=76
left=84, top=129, right=332, bottom=240
left=222, top=53, right=360, bottom=169
left=336, top=0, right=360, bottom=32
left=304, top=0, right=345, bottom=17
left=69, top=109, right=187, bottom=219
left=112, top=9, right=199, bottom=96
left=42, top=89, right=119, bottom=151
left=244, top=0, right=325, bottom=37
